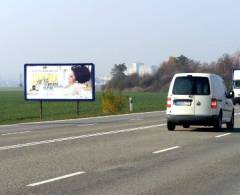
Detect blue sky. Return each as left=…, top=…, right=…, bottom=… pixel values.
left=0, top=0, right=240, bottom=80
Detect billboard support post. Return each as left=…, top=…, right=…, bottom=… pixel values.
left=40, top=101, right=43, bottom=120
left=77, top=101, right=80, bottom=116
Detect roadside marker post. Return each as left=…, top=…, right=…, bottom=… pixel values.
left=129, top=97, right=133, bottom=112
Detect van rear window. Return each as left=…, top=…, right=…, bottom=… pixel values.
left=173, top=77, right=210, bottom=95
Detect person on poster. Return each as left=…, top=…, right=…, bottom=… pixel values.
left=64, top=65, right=91, bottom=96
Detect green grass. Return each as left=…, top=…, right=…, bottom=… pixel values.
left=0, top=91, right=167, bottom=125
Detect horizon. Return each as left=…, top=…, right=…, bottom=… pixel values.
left=0, top=51, right=239, bottom=86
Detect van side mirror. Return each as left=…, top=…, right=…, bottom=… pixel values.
left=226, top=91, right=234, bottom=98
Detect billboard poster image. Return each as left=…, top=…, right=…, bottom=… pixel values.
left=24, top=64, right=95, bottom=101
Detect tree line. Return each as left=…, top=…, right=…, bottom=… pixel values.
left=104, top=51, right=240, bottom=92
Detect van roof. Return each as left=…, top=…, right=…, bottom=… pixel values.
left=173, top=73, right=217, bottom=78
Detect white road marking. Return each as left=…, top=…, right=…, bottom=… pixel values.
left=0, top=123, right=166, bottom=151
left=1, top=131, right=31, bottom=136
left=153, top=146, right=181, bottom=154
left=27, top=171, right=85, bottom=187
left=0, top=124, right=19, bottom=128
left=130, top=119, right=143, bottom=121
left=77, top=124, right=95, bottom=127
left=0, top=110, right=166, bottom=127
left=215, top=133, right=231, bottom=138
left=234, top=112, right=240, bottom=116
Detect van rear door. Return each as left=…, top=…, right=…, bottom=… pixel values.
left=193, top=77, right=211, bottom=116
left=171, top=76, right=195, bottom=115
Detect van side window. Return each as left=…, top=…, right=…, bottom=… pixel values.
left=221, top=81, right=228, bottom=95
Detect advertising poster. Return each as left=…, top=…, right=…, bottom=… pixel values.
left=24, top=64, right=95, bottom=101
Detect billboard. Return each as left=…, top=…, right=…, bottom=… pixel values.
left=24, top=64, right=95, bottom=101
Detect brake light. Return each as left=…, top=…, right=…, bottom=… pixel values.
left=211, top=98, right=217, bottom=109
left=166, top=98, right=171, bottom=108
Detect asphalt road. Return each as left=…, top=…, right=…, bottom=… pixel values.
left=1, top=108, right=240, bottom=195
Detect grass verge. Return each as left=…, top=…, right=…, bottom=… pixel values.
left=0, top=90, right=167, bottom=125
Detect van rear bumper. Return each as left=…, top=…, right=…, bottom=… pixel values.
left=167, top=115, right=218, bottom=126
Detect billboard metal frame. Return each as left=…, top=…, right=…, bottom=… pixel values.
left=24, top=63, right=95, bottom=102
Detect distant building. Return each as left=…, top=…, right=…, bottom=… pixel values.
left=139, top=64, right=150, bottom=76
left=127, top=62, right=144, bottom=75
left=149, top=65, right=158, bottom=74
left=127, top=63, right=158, bottom=76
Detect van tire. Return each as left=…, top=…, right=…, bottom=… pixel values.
left=214, top=112, right=222, bottom=130
left=226, top=111, right=234, bottom=130
left=167, top=122, right=176, bottom=131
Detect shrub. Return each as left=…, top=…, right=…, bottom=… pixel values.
left=101, top=90, right=127, bottom=114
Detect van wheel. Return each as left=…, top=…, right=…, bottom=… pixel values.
left=183, top=124, right=190, bottom=128
left=226, top=111, right=234, bottom=130
left=214, top=113, right=222, bottom=130
left=167, top=122, right=176, bottom=131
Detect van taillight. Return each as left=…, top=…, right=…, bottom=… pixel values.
left=211, top=98, right=217, bottom=109
left=166, top=98, right=171, bottom=108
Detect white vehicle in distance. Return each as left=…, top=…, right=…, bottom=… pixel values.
left=166, top=73, right=234, bottom=131
left=232, top=69, right=240, bottom=105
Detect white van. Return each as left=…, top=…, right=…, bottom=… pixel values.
left=166, top=73, right=234, bottom=131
